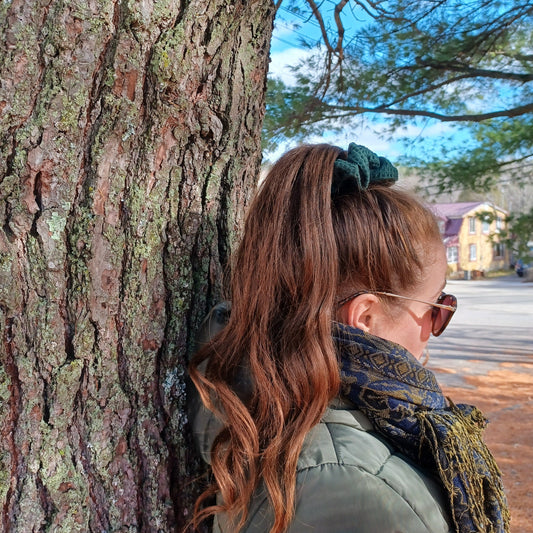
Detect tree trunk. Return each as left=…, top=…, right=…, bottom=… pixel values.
left=0, top=0, right=275, bottom=531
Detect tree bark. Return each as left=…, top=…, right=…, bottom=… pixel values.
left=0, top=0, right=275, bottom=531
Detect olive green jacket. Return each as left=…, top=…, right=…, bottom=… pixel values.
left=191, top=304, right=453, bottom=532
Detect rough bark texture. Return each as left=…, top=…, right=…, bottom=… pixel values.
left=0, top=0, right=275, bottom=531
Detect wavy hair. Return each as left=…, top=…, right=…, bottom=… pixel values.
left=189, top=144, right=442, bottom=532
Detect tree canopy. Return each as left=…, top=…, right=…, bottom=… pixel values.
left=265, top=0, right=533, bottom=192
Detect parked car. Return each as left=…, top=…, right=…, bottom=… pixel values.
left=515, top=258, right=529, bottom=277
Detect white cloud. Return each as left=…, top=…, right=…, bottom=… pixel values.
left=272, top=20, right=300, bottom=42
left=268, top=47, right=315, bottom=85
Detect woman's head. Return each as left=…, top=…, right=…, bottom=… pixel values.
left=331, top=180, right=448, bottom=358
left=237, top=143, right=443, bottom=311
left=332, top=183, right=443, bottom=298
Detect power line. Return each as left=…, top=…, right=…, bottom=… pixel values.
left=272, top=19, right=322, bottom=50
left=279, top=5, right=322, bottom=28
left=274, top=15, right=320, bottom=39
left=272, top=34, right=304, bottom=49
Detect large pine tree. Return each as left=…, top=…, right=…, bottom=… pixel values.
left=0, top=1, right=275, bottom=530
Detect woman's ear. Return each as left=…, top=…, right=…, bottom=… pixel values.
left=338, top=294, right=380, bottom=331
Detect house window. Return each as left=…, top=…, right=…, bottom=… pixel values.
left=496, top=216, right=502, bottom=231
left=493, top=242, right=504, bottom=258
left=469, top=244, right=477, bottom=261
left=482, top=219, right=490, bottom=233
left=447, top=246, right=458, bottom=263
left=468, top=217, right=476, bottom=234
left=437, top=220, right=445, bottom=234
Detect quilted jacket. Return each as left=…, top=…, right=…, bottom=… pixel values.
left=190, top=304, right=453, bottom=532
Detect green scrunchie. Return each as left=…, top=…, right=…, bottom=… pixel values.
left=332, top=143, right=398, bottom=196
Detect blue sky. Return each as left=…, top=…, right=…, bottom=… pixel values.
left=265, top=3, right=458, bottom=164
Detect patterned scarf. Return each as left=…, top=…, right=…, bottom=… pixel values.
left=334, top=322, right=510, bottom=533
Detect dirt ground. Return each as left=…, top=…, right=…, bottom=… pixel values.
left=434, top=363, right=533, bottom=533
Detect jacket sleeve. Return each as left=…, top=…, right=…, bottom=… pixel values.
left=287, top=461, right=452, bottom=533
left=283, top=412, right=452, bottom=533
left=188, top=302, right=230, bottom=465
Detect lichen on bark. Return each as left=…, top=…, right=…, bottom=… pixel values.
left=0, top=0, right=276, bottom=530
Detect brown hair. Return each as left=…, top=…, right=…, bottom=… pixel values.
left=189, top=144, right=442, bottom=532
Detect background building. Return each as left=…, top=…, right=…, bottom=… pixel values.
left=430, top=202, right=509, bottom=277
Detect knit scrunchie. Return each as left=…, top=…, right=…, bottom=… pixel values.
left=332, top=142, right=398, bottom=196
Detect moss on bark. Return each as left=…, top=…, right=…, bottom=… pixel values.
left=0, top=0, right=275, bottom=530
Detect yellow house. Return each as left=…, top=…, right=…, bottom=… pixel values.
left=430, top=202, right=509, bottom=276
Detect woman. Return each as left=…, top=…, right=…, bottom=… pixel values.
left=189, top=143, right=509, bottom=533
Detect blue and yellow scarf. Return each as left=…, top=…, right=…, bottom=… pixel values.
left=334, top=322, right=510, bottom=533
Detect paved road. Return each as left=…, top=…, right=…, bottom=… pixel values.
left=427, top=275, right=533, bottom=388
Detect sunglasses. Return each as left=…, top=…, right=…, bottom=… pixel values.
left=337, top=290, right=457, bottom=337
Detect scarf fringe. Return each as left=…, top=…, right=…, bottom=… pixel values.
left=417, top=400, right=510, bottom=533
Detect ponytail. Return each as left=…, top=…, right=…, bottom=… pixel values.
left=190, top=145, right=343, bottom=533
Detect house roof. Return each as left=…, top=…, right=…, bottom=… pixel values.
left=430, top=201, right=508, bottom=219
left=430, top=202, right=508, bottom=244
left=443, top=218, right=463, bottom=237
left=430, top=202, right=486, bottom=219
